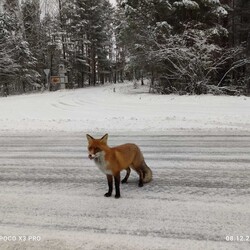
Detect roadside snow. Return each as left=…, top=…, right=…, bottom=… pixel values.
left=0, top=82, right=249, bottom=133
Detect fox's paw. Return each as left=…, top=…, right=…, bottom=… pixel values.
left=104, top=192, right=112, bottom=197
left=121, top=179, right=128, bottom=184
left=138, top=182, right=143, bottom=187
left=115, top=194, right=120, bottom=199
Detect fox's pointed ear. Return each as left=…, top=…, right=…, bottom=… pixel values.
left=100, top=133, right=108, bottom=144
left=86, top=134, right=94, bottom=143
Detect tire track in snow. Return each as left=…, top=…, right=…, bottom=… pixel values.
left=0, top=133, right=249, bottom=250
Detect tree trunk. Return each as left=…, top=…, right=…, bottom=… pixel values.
left=141, top=70, right=144, bottom=85
left=90, top=44, right=96, bottom=85
left=81, top=71, right=84, bottom=88
left=247, top=32, right=250, bottom=95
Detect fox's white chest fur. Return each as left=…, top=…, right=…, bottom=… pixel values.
left=94, top=151, right=112, bottom=175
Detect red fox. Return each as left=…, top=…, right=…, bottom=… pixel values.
left=86, top=134, right=152, bottom=198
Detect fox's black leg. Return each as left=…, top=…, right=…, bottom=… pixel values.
left=121, top=167, right=131, bottom=184
left=138, top=169, right=144, bottom=187
left=114, top=173, right=121, bottom=198
left=104, top=174, right=113, bottom=197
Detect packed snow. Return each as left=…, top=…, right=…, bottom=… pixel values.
left=0, top=82, right=250, bottom=250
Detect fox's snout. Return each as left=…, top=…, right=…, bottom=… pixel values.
left=88, top=154, right=95, bottom=160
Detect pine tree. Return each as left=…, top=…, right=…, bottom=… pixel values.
left=223, top=0, right=250, bottom=93
left=116, top=0, right=174, bottom=84
left=60, top=0, right=114, bottom=86
left=0, top=12, right=19, bottom=95
left=1, top=0, right=40, bottom=94
left=113, top=2, right=128, bottom=82
left=22, top=0, right=41, bottom=62
left=116, top=0, right=239, bottom=94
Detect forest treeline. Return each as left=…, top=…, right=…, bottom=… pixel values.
left=0, top=0, right=250, bottom=95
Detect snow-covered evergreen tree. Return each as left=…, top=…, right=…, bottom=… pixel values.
left=0, top=12, right=20, bottom=95
left=116, top=0, right=240, bottom=94
left=0, top=0, right=40, bottom=94
left=60, top=0, right=114, bottom=86
left=116, top=0, right=175, bottom=84
left=22, top=0, right=41, bottom=59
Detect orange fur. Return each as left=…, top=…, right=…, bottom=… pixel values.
left=86, top=134, right=152, bottom=198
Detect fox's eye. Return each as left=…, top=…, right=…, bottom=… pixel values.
left=88, top=146, right=93, bottom=151
left=93, top=147, right=101, bottom=153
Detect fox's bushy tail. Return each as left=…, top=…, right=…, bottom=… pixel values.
left=142, top=162, right=152, bottom=183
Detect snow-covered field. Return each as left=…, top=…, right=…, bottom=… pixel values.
left=0, top=82, right=250, bottom=250
left=0, top=82, right=249, bottom=133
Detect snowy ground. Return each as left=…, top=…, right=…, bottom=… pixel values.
left=0, top=82, right=250, bottom=249
left=0, top=82, right=250, bottom=133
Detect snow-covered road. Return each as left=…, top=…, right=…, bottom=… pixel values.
left=0, top=132, right=249, bottom=249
